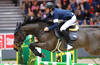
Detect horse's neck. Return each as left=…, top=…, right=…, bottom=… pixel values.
left=39, top=22, right=48, bottom=28
left=22, top=22, right=48, bottom=37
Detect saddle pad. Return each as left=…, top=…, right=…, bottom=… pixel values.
left=69, top=25, right=79, bottom=31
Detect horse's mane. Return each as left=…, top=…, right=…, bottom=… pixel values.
left=14, top=18, right=53, bottom=35
left=15, top=18, right=42, bottom=32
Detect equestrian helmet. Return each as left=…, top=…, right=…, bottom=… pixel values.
left=45, top=2, right=54, bottom=9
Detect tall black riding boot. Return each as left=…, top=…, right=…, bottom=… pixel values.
left=61, top=30, right=73, bottom=49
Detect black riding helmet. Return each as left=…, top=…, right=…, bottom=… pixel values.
left=45, top=2, right=54, bottom=9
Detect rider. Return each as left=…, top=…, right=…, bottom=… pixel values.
left=44, top=2, right=77, bottom=50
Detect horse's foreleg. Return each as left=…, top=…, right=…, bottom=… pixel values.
left=29, top=43, right=44, bottom=57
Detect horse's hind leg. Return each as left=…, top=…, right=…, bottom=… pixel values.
left=29, top=42, right=44, bottom=57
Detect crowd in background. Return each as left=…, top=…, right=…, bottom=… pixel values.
left=22, top=0, right=100, bottom=25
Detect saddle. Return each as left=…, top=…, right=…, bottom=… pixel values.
left=54, top=25, right=79, bottom=41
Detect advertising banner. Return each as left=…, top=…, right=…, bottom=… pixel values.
left=6, top=34, right=14, bottom=49
left=0, top=33, right=14, bottom=49
left=0, top=35, right=4, bottom=49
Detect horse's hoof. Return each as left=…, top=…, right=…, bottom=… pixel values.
left=41, top=53, right=45, bottom=58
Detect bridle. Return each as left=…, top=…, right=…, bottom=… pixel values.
left=15, top=28, right=24, bottom=47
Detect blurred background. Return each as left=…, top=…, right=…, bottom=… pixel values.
left=0, top=0, right=100, bottom=64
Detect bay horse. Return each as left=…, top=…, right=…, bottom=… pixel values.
left=14, top=22, right=100, bottom=57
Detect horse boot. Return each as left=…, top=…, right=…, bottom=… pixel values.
left=61, top=30, right=73, bottom=50
left=29, top=43, right=45, bottom=58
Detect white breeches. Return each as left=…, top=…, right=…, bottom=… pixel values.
left=60, top=15, right=76, bottom=31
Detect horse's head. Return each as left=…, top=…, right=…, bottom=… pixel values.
left=14, top=21, right=49, bottom=51
left=14, top=22, right=25, bottom=51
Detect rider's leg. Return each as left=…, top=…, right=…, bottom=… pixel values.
left=60, top=15, right=76, bottom=49
left=61, top=29, right=73, bottom=49
left=61, top=29, right=71, bottom=44
left=54, top=28, right=62, bottom=40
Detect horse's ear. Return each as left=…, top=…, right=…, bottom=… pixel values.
left=18, top=22, right=22, bottom=29
left=16, top=22, right=19, bottom=29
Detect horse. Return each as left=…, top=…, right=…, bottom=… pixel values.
left=14, top=22, right=100, bottom=57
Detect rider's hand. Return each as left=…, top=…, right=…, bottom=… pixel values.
left=44, top=27, right=49, bottom=31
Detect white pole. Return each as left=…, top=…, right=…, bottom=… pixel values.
left=36, top=48, right=41, bottom=65
left=67, top=45, right=72, bottom=65
left=67, top=51, right=72, bottom=65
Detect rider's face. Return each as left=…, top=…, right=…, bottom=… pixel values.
left=45, top=8, right=49, bottom=14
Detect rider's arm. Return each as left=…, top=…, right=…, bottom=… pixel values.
left=48, top=12, right=59, bottom=30
left=48, top=19, right=59, bottom=30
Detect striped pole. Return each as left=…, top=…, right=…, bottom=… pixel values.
left=40, top=62, right=97, bottom=65
left=73, top=63, right=97, bottom=65
left=0, top=63, right=97, bottom=65
left=0, top=64, right=21, bottom=65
